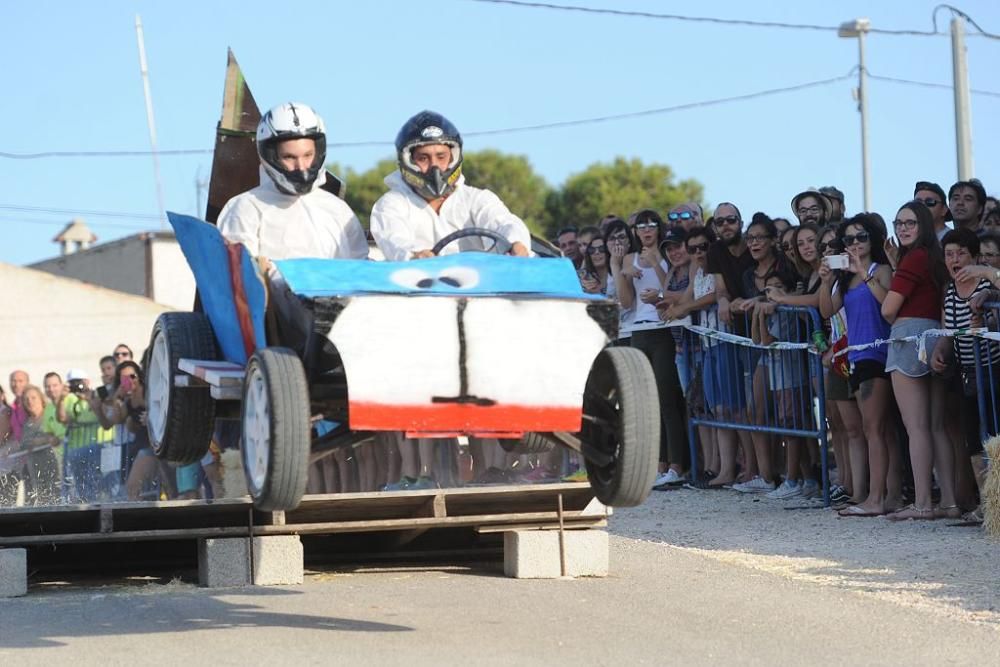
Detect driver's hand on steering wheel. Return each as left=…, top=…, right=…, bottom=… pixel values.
left=509, top=241, right=529, bottom=257
left=411, top=249, right=436, bottom=259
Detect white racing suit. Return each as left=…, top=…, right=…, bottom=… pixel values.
left=369, top=171, right=531, bottom=260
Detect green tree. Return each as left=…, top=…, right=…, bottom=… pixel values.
left=461, top=150, right=552, bottom=235
left=547, top=157, right=705, bottom=237
left=327, top=158, right=396, bottom=228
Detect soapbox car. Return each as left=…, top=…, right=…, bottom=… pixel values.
left=144, top=212, right=659, bottom=511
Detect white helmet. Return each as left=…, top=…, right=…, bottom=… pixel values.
left=256, top=102, right=327, bottom=195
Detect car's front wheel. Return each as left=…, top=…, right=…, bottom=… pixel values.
left=581, top=347, right=659, bottom=507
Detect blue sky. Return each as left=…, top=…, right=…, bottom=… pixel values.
left=1, top=0, right=998, bottom=265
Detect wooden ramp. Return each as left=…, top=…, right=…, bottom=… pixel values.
left=0, top=484, right=607, bottom=548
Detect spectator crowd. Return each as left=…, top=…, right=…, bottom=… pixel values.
left=1, top=344, right=223, bottom=506
left=561, top=178, right=999, bottom=523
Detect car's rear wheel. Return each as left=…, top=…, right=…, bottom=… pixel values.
left=146, top=312, right=218, bottom=464
left=241, top=347, right=310, bottom=511
left=581, top=347, right=659, bottom=507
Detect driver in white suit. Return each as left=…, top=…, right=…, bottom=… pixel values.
left=369, top=110, right=531, bottom=261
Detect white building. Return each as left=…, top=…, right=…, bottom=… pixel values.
left=0, top=262, right=172, bottom=388
left=30, top=221, right=196, bottom=311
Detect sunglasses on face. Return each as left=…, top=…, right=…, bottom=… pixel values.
left=668, top=211, right=694, bottom=221
left=745, top=234, right=773, bottom=244
left=587, top=245, right=608, bottom=255
left=818, top=240, right=842, bottom=254
left=122, top=373, right=138, bottom=380
left=917, top=197, right=940, bottom=208
left=114, top=351, right=131, bottom=358
left=686, top=242, right=710, bottom=254
left=715, top=215, right=740, bottom=227
left=634, top=222, right=659, bottom=230
left=841, top=232, right=870, bottom=246
left=893, top=219, right=918, bottom=231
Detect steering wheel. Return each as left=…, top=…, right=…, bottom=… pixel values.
left=431, top=227, right=513, bottom=256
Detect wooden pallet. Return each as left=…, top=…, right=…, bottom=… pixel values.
left=0, top=484, right=607, bottom=548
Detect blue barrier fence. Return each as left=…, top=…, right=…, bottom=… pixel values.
left=681, top=304, right=830, bottom=505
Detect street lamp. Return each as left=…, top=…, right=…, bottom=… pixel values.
left=839, top=18, right=872, bottom=212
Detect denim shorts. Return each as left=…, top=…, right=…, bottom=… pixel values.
left=703, top=345, right=747, bottom=410
left=885, top=318, right=939, bottom=378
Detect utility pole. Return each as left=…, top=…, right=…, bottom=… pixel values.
left=135, top=15, right=167, bottom=230
left=951, top=15, right=974, bottom=180
left=838, top=18, right=872, bottom=211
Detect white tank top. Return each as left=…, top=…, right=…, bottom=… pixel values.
left=631, top=253, right=669, bottom=324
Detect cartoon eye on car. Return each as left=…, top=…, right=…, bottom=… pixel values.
left=144, top=214, right=660, bottom=511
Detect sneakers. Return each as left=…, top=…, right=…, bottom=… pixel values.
left=561, top=468, right=589, bottom=483
left=383, top=476, right=417, bottom=492
left=799, top=479, right=820, bottom=499
left=765, top=479, right=802, bottom=500
left=732, top=476, right=776, bottom=494
left=409, top=476, right=438, bottom=490
left=653, top=469, right=686, bottom=488
left=829, top=484, right=849, bottom=504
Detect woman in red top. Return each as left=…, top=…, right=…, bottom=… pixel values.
left=881, top=201, right=954, bottom=520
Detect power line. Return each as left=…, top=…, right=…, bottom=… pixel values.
left=0, top=215, right=153, bottom=230
left=0, top=204, right=160, bottom=221
left=1, top=69, right=997, bottom=162
left=868, top=73, right=1000, bottom=98
left=468, top=0, right=941, bottom=36
left=0, top=148, right=213, bottom=160
left=465, top=74, right=855, bottom=136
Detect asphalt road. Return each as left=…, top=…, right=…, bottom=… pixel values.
left=1, top=533, right=996, bottom=665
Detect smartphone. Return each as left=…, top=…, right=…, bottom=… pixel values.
left=96, top=386, right=109, bottom=400
left=825, top=254, right=850, bottom=270
left=120, top=375, right=133, bottom=393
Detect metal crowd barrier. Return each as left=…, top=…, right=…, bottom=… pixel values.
left=972, top=300, right=1000, bottom=445
left=682, top=304, right=830, bottom=505
left=61, top=421, right=121, bottom=503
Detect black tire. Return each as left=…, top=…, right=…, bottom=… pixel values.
left=240, top=347, right=311, bottom=512
left=581, top=347, right=659, bottom=507
left=146, top=312, right=218, bottom=464
left=500, top=432, right=556, bottom=454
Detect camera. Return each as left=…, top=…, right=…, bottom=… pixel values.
left=68, top=379, right=87, bottom=394
left=824, top=254, right=850, bottom=270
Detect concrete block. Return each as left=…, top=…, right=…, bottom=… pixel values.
left=198, top=538, right=251, bottom=587
left=252, top=535, right=303, bottom=586
left=503, top=529, right=609, bottom=579
left=0, top=548, right=28, bottom=597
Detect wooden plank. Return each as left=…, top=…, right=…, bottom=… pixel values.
left=475, top=519, right=607, bottom=533
left=252, top=510, right=597, bottom=535
left=0, top=526, right=250, bottom=546
left=210, top=385, right=242, bottom=400
left=98, top=508, right=114, bottom=534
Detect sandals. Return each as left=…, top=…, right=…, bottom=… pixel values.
left=935, top=505, right=962, bottom=519
left=887, top=504, right=937, bottom=521
left=838, top=505, right=884, bottom=517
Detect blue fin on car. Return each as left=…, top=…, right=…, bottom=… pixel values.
left=275, top=254, right=602, bottom=299
left=167, top=212, right=267, bottom=364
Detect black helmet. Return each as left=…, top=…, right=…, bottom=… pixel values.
left=395, top=110, right=463, bottom=200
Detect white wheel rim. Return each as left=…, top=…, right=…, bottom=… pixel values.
left=243, top=365, right=270, bottom=495
left=147, top=331, right=171, bottom=446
